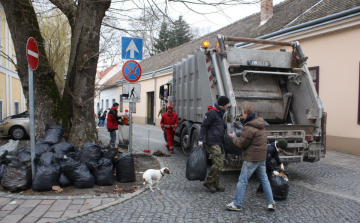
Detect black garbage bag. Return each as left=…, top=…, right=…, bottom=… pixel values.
left=58, top=171, right=72, bottom=187
left=269, top=171, right=290, bottom=200
left=223, top=122, right=243, bottom=155
left=101, top=146, right=118, bottom=160
left=115, top=153, right=135, bottom=183
left=80, top=141, right=102, bottom=169
left=0, top=150, right=8, bottom=161
left=92, top=158, right=114, bottom=186
left=43, top=124, right=64, bottom=145
left=186, top=146, right=207, bottom=181
left=32, top=159, right=61, bottom=191
left=35, top=143, right=51, bottom=158
left=61, top=157, right=95, bottom=189
left=0, top=161, right=8, bottom=183
left=17, top=147, right=31, bottom=163
left=1, top=159, right=32, bottom=192
left=39, top=151, right=61, bottom=166
left=49, top=141, right=75, bottom=156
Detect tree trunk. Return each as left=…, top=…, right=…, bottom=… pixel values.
left=64, top=0, right=111, bottom=146
left=0, top=0, right=63, bottom=139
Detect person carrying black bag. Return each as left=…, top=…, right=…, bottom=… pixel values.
left=107, top=103, right=122, bottom=147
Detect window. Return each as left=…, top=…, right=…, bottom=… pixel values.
left=106, top=99, right=109, bottom=110
left=0, top=100, right=2, bottom=121
left=112, top=99, right=115, bottom=107
left=309, top=67, right=319, bottom=94
left=14, top=102, right=19, bottom=115
left=120, top=95, right=123, bottom=112
left=101, top=99, right=104, bottom=110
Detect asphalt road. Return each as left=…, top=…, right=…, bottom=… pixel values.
left=7, top=124, right=359, bottom=223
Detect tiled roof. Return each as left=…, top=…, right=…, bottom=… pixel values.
left=98, top=71, right=123, bottom=90
left=140, top=0, right=360, bottom=73
left=99, top=64, right=116, bottom=79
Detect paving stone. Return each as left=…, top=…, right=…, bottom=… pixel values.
left=0, top=214, right=24, bottom=223
left=79, top=199, right=102, bottom=212
left=40, top=200, right=55, bottom=205
left=37, top=218, right=58, bottom=223
left=70, top=200, right=85, bottom=205
left=67, top=205, right=82, bottom=210
left=43, top=211, right=64, bottom=218
left=1, top=204, right=18, bottom=211
left=0, top=211, right=10, bottom=218
left=11, top=207, right=33, bottom=215
left=101, top=198, right=116, bottom=206
left=19, top=216, right=40, bottom=223
left=0, top=198, right=12, bottom=207
left=27, top=211, right=46, bottom=218
left=32, top=205, right=51, bottom=212
left=62, top=210, right=79, bottom=218
left=49, top=200, right=71, bottom=212
left=19, top=200, right=41, bottom=208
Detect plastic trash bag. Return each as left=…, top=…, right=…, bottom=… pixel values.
left=35, top=143, right=51, bottom=158
left=43, top=124, right=64, bottom=145
left=58, top=171, right=72, bottom=187
left=115, top=153, right=135, bottom=183
left=0, top=139, right=19, bottom=156
left=223, top=121, right=243, bottom=155
left=269, top=171, right=290, bottom=200
left=0, top=150, right=8, bottom=161
left=61, top=157, right=95, bottom=189
left=80, top=141, right=102, bottom=169
left=49, top=141, right=74, bottom=156
left=101, top=146, right=118, bottom=161
left=32, top=159, right=61, bottom=191
left=0, top=161, right=8, bottom=183
left=17, top=147, right=31, bottom=163
left=39, top=151, right=61, bottom=166
left=1, top=158, right=32, bottom=192
left=92, top=158, right=114, bottom=186
left=186, top=146, right=207, bottom=181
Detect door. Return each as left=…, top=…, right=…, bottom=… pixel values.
left=147, top=92, right=154, bottom=124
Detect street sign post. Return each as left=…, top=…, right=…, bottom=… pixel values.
left=122, top=60, right=142, bottom=83
left=121, top=37, right=143, bottom=60
left=26, top=37, right=39, bottom=180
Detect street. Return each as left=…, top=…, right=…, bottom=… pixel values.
left=66, top=123, right=360, bottom=223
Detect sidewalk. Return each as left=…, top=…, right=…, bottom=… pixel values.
left=320, top=150, right=360, bottom=171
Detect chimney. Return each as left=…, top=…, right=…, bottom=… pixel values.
left=260, top=0, right=273, bottom=26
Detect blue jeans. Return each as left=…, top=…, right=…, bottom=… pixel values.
left=109, top=130, right=116, bottom=147
left=99, top=120, right=104, bottom=127
left=233, top=160, right=275, bottom=207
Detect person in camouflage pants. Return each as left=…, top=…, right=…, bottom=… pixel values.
left=198, top=96, right=230, bottom=193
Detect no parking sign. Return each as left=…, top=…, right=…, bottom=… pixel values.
left=122, top=60, right=142, bottom=83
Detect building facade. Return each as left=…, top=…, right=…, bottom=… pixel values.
left=0, top=4, right=26, bottom=121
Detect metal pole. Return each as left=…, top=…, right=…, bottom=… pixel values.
left=29, top=66, right=36, bottom=180
left=148, top=130, right=150, bottom=151
left=129, top=101, right=133, bottom=153
left=224, top=36, right=294, bottom=46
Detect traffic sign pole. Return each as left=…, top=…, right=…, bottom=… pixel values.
left=29, top=66, right=36, bottom=180
left=26, top=37, right=39, bottom=181
left=129, top=102, right=133, bottom=153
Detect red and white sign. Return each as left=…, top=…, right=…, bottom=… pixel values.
left=122, top=60, right=142, bottom=83
left=26, top=37, right=39, bottom=70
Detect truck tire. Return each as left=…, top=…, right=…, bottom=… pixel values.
left=190, top=129, right=200, bottom=151
left=181, top=127, right=191, bottom=156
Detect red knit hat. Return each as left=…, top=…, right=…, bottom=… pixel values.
left=125, top=109, right=129, bottom=112
left=167, top=106, right=173, bottom=111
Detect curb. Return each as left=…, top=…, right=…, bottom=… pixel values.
left=52, top=154, right=166, bottom=222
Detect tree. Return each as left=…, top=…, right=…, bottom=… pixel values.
left=172, top=16, right=193, bottom=46
left=0, top=0, right=110, bottom=146
left=152, top=21, right=175, bottom=55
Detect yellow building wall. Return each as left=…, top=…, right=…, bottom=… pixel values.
left=12, top=77, right=21, bottom=113
left=0, top=72, right=6, bottom=118
left=0, top=11, right=5, bottom=67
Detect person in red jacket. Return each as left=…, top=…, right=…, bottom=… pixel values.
left=160, top=106, right=178, bottom=153
left=107, top=103, right=122, bottom=147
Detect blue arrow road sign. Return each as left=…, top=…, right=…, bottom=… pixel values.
left=122, top=37, right=143, bottom=60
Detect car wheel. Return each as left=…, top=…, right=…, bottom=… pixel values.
left=10, top=126, right=26, bottom=140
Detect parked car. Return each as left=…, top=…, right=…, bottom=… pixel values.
left=0, top=111, right=29, bottom=140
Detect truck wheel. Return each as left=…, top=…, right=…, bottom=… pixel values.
left=181, top=127, right=191, bottom=156
left=190, top=129, right=200, bottom=151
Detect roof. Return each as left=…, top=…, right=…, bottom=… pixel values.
left=98, top=71, right=123, bottom=90
left=140, top=0, right=360, bottom=73
left=99, top=64, right=116, bottom=79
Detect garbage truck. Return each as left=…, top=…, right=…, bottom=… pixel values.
left=159, top=35, right=326, bottom=170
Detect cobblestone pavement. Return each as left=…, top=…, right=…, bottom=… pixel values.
left=67, top=124, right=360, bottom=223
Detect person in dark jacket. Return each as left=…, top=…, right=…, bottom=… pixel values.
left=257, top=139, right=288, bottom=195
left=198, top=96, right=230, bottom=193
left=107, top=103, right=122, bottom=147
left=226, top=105, right=275, bottom=211
left=99, top=111, right=107, bottom=127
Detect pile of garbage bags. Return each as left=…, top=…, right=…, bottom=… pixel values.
left=0, top=124, right=136, bottom=192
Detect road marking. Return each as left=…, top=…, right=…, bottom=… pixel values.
left=27, top=49, right=38, bottom=58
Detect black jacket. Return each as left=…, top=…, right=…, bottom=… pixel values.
left=266, top=142, right=282, bottom=173
left=199, top=103, right=226, bottom=145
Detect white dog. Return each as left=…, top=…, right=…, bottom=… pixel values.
left=143, top=167, right=171, bottom=192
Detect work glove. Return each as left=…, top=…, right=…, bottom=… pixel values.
left=227, top=131, right=235, bottom=138
left=280, top=163, right=285, bottom=171
left=198, top=140, right=203, bottom=148
left=272, top=171, right=280, bottom=176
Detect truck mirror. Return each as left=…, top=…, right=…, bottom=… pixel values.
left=159, top=85, right=165, bottom=98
